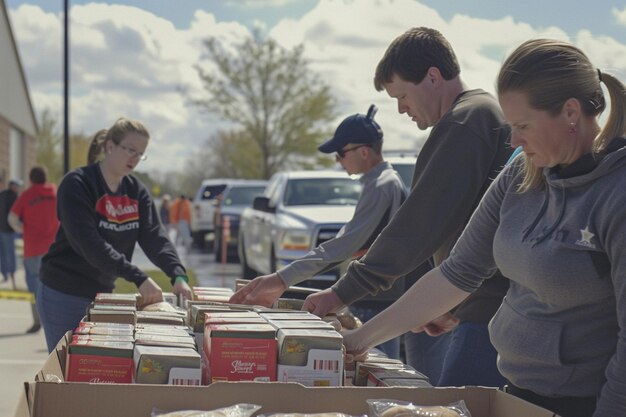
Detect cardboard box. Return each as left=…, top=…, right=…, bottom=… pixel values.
left=204, top=311, right=263, bottom=325
left=134, top=333, right=197, bottom=349
left=136, top=311, right=185, bottom=325
left=190, top=304, right=233, bottom=332
left=16, top=335, right=559, bottom=417
left=205, top=324, right=277, bottom=383
left=277, top=328, right=342, bottom=366
left=267, top=319, right=335, bottom=330
left=94, top=293, right=138, bottom=306
left=21, top=380, right=558, bottom=417
left=74, top=321, right=134, bottom=336
left=133, top=345, right=201, bottom=385
left=277, top=349, right=343, bottom=387
left=193, top=286, right=234, bottom=293
left=271, top=298, right=305, bottom=310
left=65, top=340, right=134, bottom=383
left=366, top=367, right=430, bottom=387
left=195, top=294, right=232, bottom=303
left=134, top=326, right=193, bottom=338
left=260, top=312, right=320, bottom=321
left=88, top=308, right=136, bottom=325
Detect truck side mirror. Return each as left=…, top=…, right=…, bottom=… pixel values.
left=253, top=196, right=274, bottom=213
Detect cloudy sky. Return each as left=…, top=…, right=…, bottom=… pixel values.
left=6, top=0, right=626, bottom=175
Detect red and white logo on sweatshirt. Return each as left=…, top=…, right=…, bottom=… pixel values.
left=95, top=195, right=139, bottom=224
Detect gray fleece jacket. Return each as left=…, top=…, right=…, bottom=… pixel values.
left=441, top=137, right=626, bottom=417
left=278, top=161, right=406, bottom=300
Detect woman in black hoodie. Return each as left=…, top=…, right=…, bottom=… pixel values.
left=38, top=117, right=192, bottom=352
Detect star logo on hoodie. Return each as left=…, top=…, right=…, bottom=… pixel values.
left=575, top=226, right=596, bottom=249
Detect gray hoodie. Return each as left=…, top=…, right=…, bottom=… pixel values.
left=440, top=138, right=626, bottom=417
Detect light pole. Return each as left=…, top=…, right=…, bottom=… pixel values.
left=63, top=0, right=69, bottom=173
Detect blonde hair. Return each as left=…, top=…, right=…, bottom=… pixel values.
left=87, top=117, right=150, bottom=164
left=497, top=39, right=626, bottom=191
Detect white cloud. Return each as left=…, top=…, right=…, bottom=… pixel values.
left=9, top=0, right=626, bottom=175
left=9, top=3, right=252, bottom=172
left=226, top=0, right=301, bottom=9
left=612, top=6, right=626, bottom=25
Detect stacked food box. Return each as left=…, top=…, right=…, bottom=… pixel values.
left=64, top=292, right=201, bottom=385
left=62, top=285, right=430, bottom=389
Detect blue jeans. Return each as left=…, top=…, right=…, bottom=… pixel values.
left=437, top=322, right=505, bottom=387
left=404, top=330, right=451, bottom=385
left=37, top=282, right=92, bottom=353
left=350, top=305, right=401, bottom=359
left=0, top=231, right=16, bottom=279
left=24, top=255, right=42, bottom=294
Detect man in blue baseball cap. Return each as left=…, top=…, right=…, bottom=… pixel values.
left=230, top=104, right=408, bottom=358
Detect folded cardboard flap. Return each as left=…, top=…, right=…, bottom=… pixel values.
left=28, top=380, right=556, bottom=417
left=35, top=332, right=69, bottom=383
left=12, top=382, right=31, bottom=417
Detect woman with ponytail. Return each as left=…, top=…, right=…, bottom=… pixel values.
left=340, top=39, right=626, bottom=417
left=38, top=117, right=193, bottom=353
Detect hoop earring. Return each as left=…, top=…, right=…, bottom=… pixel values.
left=568, top=123, right=577, bottom=134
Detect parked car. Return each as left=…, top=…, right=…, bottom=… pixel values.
left=190, top=179, right=231, bottom=248
left=213, top=180, right=268, bottom=262
left=238, top=170, right=362, bottom=286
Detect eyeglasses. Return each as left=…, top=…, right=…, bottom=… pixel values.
left=335, top=144, right=370, bottom=159
left=117, top=143, right=147, bottom=161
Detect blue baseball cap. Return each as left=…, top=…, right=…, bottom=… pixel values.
left=318, top=104, right=383, bottom=153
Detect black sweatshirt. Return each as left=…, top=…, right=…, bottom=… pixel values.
left=41, top=163, right=185, bottom=299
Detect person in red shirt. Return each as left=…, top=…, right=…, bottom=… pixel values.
left=8, top=166, right=59, bottom=333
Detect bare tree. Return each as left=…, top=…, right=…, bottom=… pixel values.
left=193, top=33, right=336, bottom=179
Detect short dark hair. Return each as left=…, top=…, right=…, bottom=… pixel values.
left=29, top=166, right=47, bottom=184
left=374, top=27, right=460, bottom=91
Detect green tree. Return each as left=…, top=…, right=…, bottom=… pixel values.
left=35, top=109, right=63, bottom=184
left=193, top=34, right=336, bottom=179
left=35, top=110, right=111, bottom=183
left=70, top=133, right=91, bottom=169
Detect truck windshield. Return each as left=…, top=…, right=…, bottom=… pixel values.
left=284, top=178, right=362, bottom=206
left=222, top=186, right=266, bottom=206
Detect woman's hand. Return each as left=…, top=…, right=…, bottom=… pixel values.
left=173, top=278, right=193, bottom=301
left=138, top=277, right=164, bottom=307
left=341, top=328, right=370, bottom=361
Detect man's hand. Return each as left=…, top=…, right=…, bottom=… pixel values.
left=302, top=288, right=345, bottom=317
left=138, top=277, right=164, bottom=307
left=172, top=279, right=193, bottom=301
left=228, top=273, right=287, bottom=307
left=411, top=311, right=459, bottom=336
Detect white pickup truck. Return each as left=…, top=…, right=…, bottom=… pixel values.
left=237, top=170, right=362, bottom=286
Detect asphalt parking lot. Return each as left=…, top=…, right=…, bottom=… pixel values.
left=0, top=243, right=240, bottom=417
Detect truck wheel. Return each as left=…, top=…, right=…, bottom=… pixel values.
left=240, top=237, right=257, bottom=280
left=214, top=229, right=222, bottom=262
left=270, top=247, right=278, bottom=272
left=192, top=232, right=205, bottom=249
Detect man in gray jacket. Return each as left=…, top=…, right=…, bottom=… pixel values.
left=230, top=104, right=407, bottom=358
left=303, top=27, right=512, bottom=387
